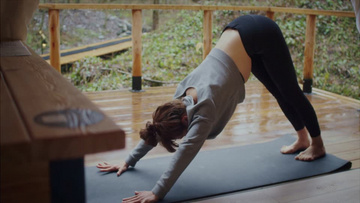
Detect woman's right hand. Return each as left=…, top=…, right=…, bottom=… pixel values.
left=96, top=162, right=129, bottom=176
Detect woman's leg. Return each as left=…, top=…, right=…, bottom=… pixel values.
left=251, top=56, right=311, bottom=155
left=250, top=16, right=325, bottom=160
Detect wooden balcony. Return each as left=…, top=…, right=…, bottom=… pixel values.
left=2, top=2, right=358, bottom=202
left=39, top=3, right=356, bottom=93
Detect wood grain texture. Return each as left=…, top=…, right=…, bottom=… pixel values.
left=193, top=169, right=360, bottom=203
left=132, top=9, right=142, bottom=77
left=0, top=72, right=29, bottom=144
left=0, top=72, right=32, bottom=163
left=1, top=46, right=126, bottom=203
left=303, top=14, right=316, bottom=80
left=84, top=82, right=360, bottom=169
left=1, top=46, right=125, bottom=162
left=203, top=10, right=212, bottom=59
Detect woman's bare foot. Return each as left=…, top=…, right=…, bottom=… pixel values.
left=280, top=139, right=310, bottom=154
left=280, top=128, right=310, bottom=154
left=295, top=136, right=326, bottom=161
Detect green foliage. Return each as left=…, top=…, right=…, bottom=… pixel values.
left=65, top=56, right=129, bottom=91
left=50, top=1, right=359, bottom=99
left=67, top=10, right=206, bottom=89
left=139, top=10, right=204, bottom=84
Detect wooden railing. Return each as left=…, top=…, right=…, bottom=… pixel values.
left=38, top=4, right=355, bottom=93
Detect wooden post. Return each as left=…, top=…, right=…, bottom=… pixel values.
left=49, top=9, right=61, bottom=72
left=203, top=10, right=213, bottom=59
left=303, top=14, right=316, bottom=93
left=131, top=9, right=143, bottom=92
left=266, top=11, right=275, bottom=20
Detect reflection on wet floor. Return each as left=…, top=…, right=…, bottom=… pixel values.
left=85, top=81, right=360, bottom=169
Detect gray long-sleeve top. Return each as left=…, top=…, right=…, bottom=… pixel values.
left=125, top=48, right=246, bottom=199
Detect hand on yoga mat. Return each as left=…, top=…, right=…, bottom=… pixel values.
left=122, top=191, right=159, bottom=203
left=96, top=162, right=128, bottom=176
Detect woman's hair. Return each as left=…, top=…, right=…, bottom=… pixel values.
left=139, top=99, right=187, bottom=152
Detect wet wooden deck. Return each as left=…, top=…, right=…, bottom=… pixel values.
left=84, top=80, right=360, bottom=202
left=84, top=80, right=360, bottom=167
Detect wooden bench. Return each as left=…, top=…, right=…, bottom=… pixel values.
left=1, top=42, right=125, bottom=203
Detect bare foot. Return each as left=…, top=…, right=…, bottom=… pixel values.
left=295, top=145, right=326, bottom=161
left=295, top=136, right=326, bottom=161
left=280, top=139, right=310, bottom=154
left=281, top=128, right=310, bottom=154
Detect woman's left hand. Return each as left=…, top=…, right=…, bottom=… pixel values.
left=122, top=191, right=159, bottom=203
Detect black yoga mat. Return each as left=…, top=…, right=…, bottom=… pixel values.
left=85, top=135, right=351, bottom=203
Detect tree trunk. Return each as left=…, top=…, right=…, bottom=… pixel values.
left=152, top=0, right=159, bottom=31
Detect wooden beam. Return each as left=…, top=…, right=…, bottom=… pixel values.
left=49, top=9, right=60, bottom=72
left=268, top=7, right=355, bottom=17
left=1, top=46, right=126, bottom=161
left=203, top=10, right=213, bottom=59
left=266, top=11, right=275, bottom=20
left=38, top=4, right=270, bottom=11
left=132, top=9, right=142, bottom=91
left=303, top=14, right=317, bottom=93
left=38, top=4, right=356, bottom=18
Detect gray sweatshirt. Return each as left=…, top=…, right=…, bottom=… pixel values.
left=125, top=48, right=245, bottom=199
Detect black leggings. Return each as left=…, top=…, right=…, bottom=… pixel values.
left=224, top=15, right=320, bottom=137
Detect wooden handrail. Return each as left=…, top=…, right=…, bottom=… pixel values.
left=38, top=4, right=355, bottom=17
left=39, top=3, right=356, bottom=93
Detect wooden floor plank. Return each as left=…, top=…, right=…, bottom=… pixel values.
left=84, top=81, right=360, bottom=167
left=289, top=186, right=359, bottom=203
left=192, top=169, right=360, bottom=203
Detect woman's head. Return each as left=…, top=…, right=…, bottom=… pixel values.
left=139, top=99, right=188, bottom=152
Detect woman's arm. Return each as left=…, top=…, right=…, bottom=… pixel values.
left=125, top=139, right=155, bottom=167
left=97, top=139, right=154, bottom=176
left=122, top=118, right=211, bottom=202
left=152, top=118, right=211, bottom=199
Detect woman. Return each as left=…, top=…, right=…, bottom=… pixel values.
left=97, top=15, right=326, bottom=203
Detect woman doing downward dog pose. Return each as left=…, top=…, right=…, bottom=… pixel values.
left=97, top=15, right=326, bottom=203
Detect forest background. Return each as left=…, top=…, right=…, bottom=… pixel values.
left=28, top=0, right=359, bottom=99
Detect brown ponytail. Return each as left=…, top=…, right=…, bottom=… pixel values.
left=139, top=99, right=187, bottom=153
left=139, top=121, right=158, bottom=147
